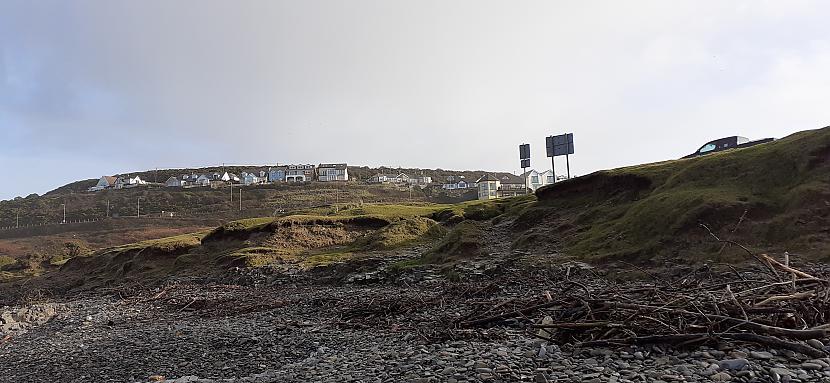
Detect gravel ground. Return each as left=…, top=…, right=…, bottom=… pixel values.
left=3, top=266, right=830, bottom=383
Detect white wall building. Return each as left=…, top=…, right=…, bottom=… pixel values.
left=318, top=163, right=349, bottom=182
left=88, top=176, right=118, bottom=192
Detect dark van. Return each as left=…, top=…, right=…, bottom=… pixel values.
left=683, top=136, right=774, bottom=158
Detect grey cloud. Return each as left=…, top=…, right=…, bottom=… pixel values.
left=1, top=0, right=830, bottom=200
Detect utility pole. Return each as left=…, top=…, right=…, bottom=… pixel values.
left=61, top=203, right=66, bottom=224
left=230, top=183, right=233, bottom=203
left=239, top=189, right=242, bottom=211
left=137, top=197, right=141, bottom=218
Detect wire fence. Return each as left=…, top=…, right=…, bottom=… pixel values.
left=0, top=185, right=434, bottom=237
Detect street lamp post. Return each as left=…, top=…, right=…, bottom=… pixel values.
left=61, top=204, right=66, bottom=224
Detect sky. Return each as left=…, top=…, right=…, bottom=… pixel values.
left=2, top=1, right=830, bottom=200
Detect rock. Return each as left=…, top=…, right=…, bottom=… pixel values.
left=537, top=316, right=554, bottom=339
left=731, top=350, right=748, bottom=358
left=807, top=339, right=825, bottom=350
left=718, top=358, right=749, bottom=371
left=779, top=349, right=797, bottom=359
left=800, top=362, right=822, bottom=370
left=710, top=372, right=731, bottom=381
left=583, top=358, right=598, bottom=366
left=808, top=358, right=829, bottom=368
left=749, top=351, right=773, bottom=360
left=590, top=349, right=613, bottom=357
left=633, top=351, right=644, bottom=360
left=701, top=364, right=720, bottom=376
left=710, top=350, right=726, bottom=358
left=770, top=367, right=792, bottom=376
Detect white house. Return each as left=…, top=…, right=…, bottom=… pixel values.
left=242, top=173, right=261, bottom=186
left=476, top=174, right=500, bottom=200
left=411, top=176, right=433, bottom=187
left=318, top=163, right=349, bottom=182
left=371, top=173, right=406, bottom=184
left=165, top=176, right=185, bottom=187
left=181, top=173, right=199, bottom=185
left=286, top=164, right=315, bottom=182
left=442, top=176, right=473, bottom=190
left=473, top=173, right=528, bottom=199
left=88, top=176, right=118, bottom=192
left=114, top=176, right=147, bottom=189
left=195, top=175, right=212, bottom=187
left=389, top=173, right=409, bottom=184
left=368, top=174, right=390, bottom=184
left=521, top=169, right=555, bottom=191
left=219, top=172, right=240, bottom=183
left=498, top=173, right=527, bottom=197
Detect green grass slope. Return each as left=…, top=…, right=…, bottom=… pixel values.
left=54, top=203, right=453, bottom=287
left=517, top=127, right=830, bottom=263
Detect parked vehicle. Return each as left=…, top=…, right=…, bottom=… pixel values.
left=683, top=136, right=774, bottom=158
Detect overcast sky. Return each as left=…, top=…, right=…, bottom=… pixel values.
left=2, top=1, right=829, bottom=200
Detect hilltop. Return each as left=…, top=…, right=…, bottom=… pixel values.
left=0, top=164, right=510, bottom=228
left=40, top=165, right=506, bottom=197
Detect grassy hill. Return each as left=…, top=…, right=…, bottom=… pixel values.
left=5, top=127, right=828, bottom=292
left=42, top=166, right=504, bottom=197
left=514, top=126, right=830, bottom=263
left=50, top=203, right=456, bottom=287
left=1, top=164, right=506, bottom=228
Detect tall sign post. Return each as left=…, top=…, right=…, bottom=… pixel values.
left=546, top=133, right=575, bottom=182
left=519, top=143, right=531, bottom=194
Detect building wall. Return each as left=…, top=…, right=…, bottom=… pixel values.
left=318, top=167, right=348, bottom=181
left=478, top=181, right=500, bottom=200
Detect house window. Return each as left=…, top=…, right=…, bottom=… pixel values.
left=547, top=176, right=554, bottom=183
left=531, top=176, right=539, bottom=184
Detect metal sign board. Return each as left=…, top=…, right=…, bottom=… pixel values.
left=520, top=159, right=530, bottom=168
left=546, top=133, right=574, bottom=157
left=519, top=144, right=530, bottom=160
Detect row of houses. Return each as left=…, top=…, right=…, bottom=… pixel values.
left=369, top=168, right=559, bottom=193
left=88, top=164, right=561, bottom=201
left=165, top=163, right=348, bottom=188
left=367, top=173, right=433, bottom=187
left=88, top=175, right=148, bottom=191
left=441, top=169, right=561, bottom=195
left=89, top=164, right=349, bottom=192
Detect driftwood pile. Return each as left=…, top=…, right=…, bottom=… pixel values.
left=461, top=253, right=830, bottom=358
